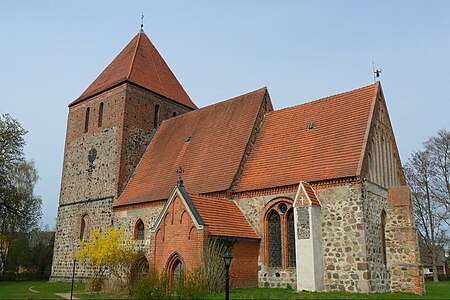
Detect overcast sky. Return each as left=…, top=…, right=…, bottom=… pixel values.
left=1, top=1, right=449, bottom=228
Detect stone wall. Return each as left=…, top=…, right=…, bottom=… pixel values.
left=50, top=198, right=114, bottom=281
left=318, top=183, right=370, bottom=292
left=362, top=181, right=390, bottom=292
left=113, top=203, right=164, bottom=254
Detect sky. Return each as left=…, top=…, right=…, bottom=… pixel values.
left=1, top=1, right=449, bottom=228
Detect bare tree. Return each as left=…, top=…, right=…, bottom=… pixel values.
left=426, top=129, right=450, bottom=216
left=404, top=129, right=450, bottom=282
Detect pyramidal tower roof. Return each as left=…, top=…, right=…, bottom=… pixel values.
left=70, top=31, right=197, bottom=109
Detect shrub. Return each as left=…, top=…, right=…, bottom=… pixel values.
left=133, top=272, right=171, bottom=299
left=176, top=269, right=208, bottom=299
left=202, top=237, right=234, bottom=292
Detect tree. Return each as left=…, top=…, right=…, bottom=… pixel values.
left=404, top=129, right=450, bottom=282
left=425, top=129, right=450, bottom=216
left=75, top=227, right=136, bottom=292
left=0, top=113, right=42, bottom=276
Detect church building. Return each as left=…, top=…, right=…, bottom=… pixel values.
left=50, top=29, right=425, bottom=294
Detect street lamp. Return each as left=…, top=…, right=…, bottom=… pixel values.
left=222, top=252, right=233, bottom=300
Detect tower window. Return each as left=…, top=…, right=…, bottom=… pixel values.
left=98, top=102, right=104, bottom=127
left=80, top=214, right=90, bottom=240
left=154, top=105, right=160, bottom=129
left=84, top=107, right=90, bottom=133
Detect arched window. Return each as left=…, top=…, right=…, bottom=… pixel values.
left=380, top=210, right=387, bottom=265
left=154, top=105, right=160, bottom=129
left=268, top=210, right=282, bottom=267
left=287, top=210, right=295, bottom=267
left=135, top=219, right=145, bottom=240
left=84, top=107, right=90, bottom=133
left=172, top=112, right=177, bottom=117
left=80, top=214, right=89, bottom=240
left=266, top=200, right=295, bottom=269
left=98, top=102, right=104, bottom=127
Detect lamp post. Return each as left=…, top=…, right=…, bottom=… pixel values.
left=70, top=259, right=76, bottom=300
left=222, top=252, right=233, bottom=300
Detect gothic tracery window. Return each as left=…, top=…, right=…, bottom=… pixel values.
left=266, top=201, right=295, bottom=269
left=268, top=210, right=282, bottom=267
left=287, top=210, right=296, bottom=267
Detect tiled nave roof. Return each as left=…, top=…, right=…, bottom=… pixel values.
left=235, top=83, right=378, bottom=192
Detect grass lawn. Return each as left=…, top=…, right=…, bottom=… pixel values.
left=0, top=280, right=448, bottom=299
left=208, top=281, right=450, bottom=299
left=0, top=280, right=85, bottom=299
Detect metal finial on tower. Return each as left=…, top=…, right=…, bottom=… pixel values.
left=372, top=61, right=382, bottom=83
left=140, top=13, right=144, bottom=31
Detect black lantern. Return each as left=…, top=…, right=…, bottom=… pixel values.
left=222, top=252, right=233, bottom=300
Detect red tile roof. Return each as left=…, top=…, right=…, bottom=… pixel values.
left=189, top=194, right=259, bottom=239
left=302, top=182, right=320, bottom=206
left=235, top=83, right=378, bottom=192
left=114, top=87, right=267, bottom=207
left=70, top=31, right=196, bottom=109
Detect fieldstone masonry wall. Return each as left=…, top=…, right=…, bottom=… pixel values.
left=51, top=198, right=114, bottom=281
left=60, top=128, right=120, bottom=203
left=318, top=184, right=369, bottom=292
left=114, top=204, right=164, bottom=254
left=362, top=182, right=390, bottom=292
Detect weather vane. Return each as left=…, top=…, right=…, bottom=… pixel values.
left=140, top=13, right=144, bottom=31
left=372, top=61, right=382, bottom=82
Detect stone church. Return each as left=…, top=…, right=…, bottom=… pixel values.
left=50, top=29, right=425, bottom=294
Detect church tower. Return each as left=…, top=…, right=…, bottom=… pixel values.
left=50, top=30, right=196, bottom=281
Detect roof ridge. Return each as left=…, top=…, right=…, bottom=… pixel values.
left=126, top=32, right=141, bottom=79
left=199, top=86, right=267, bottom=110
left=268, top=83, right=376, bottom=116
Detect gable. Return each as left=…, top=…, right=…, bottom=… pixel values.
left=359, top=84, right=405, bottom=187
left=151, top=184, right=204, bottom=234
left=236, top=84, right=378, bottom=192
left=294, top=181, right=321, bottom=207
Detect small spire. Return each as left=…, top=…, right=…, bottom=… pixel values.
left=140, top=13, right=144, bottom=32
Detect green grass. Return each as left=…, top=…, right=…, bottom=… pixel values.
left=208, top=281, right=450, bottom=299
left=0, top=280, right=448, bottom=299
left=0, top=280, right=85, bottom=299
